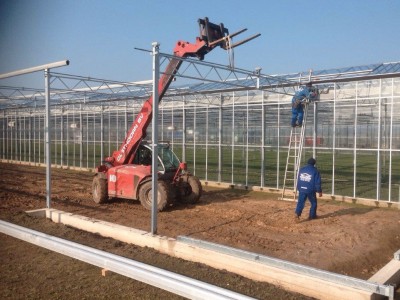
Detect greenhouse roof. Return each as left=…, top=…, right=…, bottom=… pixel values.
left=0, top=60, right=399, bottom=110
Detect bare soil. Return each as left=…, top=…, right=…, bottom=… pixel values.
left=1, top=162, right=400, bottom=299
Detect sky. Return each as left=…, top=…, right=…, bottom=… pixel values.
left=0, top=0, right=399, bottom=88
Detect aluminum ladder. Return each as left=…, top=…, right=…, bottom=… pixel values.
left=280, top=102, right=309, bottom=201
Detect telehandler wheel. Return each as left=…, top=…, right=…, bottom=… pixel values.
left=178, top=175, right=202, bottom=204
left=139, top=180, right=170, bottom=211
left=92, top=175, right=108, bottom=204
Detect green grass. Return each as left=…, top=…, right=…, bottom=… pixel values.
left=2, top=141, right=400, bottom=202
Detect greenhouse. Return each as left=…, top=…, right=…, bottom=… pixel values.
left=1, top=55, right=400, bottom=203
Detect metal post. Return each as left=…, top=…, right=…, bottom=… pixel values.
left=160, top=103, right=164, bottom=141
left=72, top=105, right=76, bottom=167
left=23, top=114, right=26, bottom=162
left=14, top=112, right=17, bottom=161
left=377, top=79, right=382, bottom=200
left=313, top=101, right=317, bottom=159
left=60, top=108, right=64, bottom=166
left=116, top=104, right=119, bottom=147
left=18, top=113, right=21, bottom=161
left=10, top=112, right=13, bottom=160
left=171, top=102, right=174, bottom=151
left=388, top=79, right=394, bottom=201
left=41, top=112, right=44, bottom=164
left=182, top=97, right=186, bottom=162
left=245, top=91, right=249, bottom=187
left=231, top=93, right=235, bottom=185
left=54, top=112, right=57, bottom=165
left=261, top=90, right=265, bottom=188
left=2, top=111, right=5, bottom=160
left=151, top=42, right=160, bottom=235
left=218, top=94, right=223, bottom=183
left=7, top=114, right=10, bottom=161
left=100, top=106, right=104, bottom=161
left=79, top=104, right=83, bottom=168
left=93, top=112, right=96, bottom=168
left=190, top=98, right=194, bottom=172
left=28, top=110, right=32, bottom=162
left=33, top=109, right=36, bottom=163
left=45, top=69, right=51, bottom=208
left=332, top=83, right=336, bottom=196
left=108, top=108, right=111, bottom=158
left=276, top=94, right=281, bottom=189
left=205, top=105, right=209, bottom=181
left=66, top=109, right=69, bottom=166
left=124, top=101, right=128, bottom=134
left=86, top=111, right=89, bottom=169
left=353, top=82, right=358, bottom=198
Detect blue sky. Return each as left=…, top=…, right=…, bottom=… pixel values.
left=0, top=0, right=399, bottom=88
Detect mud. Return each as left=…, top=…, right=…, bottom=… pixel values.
left=1, top=162, right=400, bottom=299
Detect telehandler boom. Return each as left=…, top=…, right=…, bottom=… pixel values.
left=92, top=17, right=260, bottom=210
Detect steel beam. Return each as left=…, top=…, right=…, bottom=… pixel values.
left=178, top=236, right=395, bottom=299
left=0, top=60, right=69, bottom=79
left=0, top=220, right=255, bottom=300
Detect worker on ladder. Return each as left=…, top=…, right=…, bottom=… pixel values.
left=291, top=82, right=318, bottom=127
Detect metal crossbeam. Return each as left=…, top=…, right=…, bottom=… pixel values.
left=0, top=220, right=255, bottom=300
left=1, top=57, right=400, bottom=110
left=178, top=236, right=395, bottom=299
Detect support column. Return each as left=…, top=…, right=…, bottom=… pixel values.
left=151, top=42, right=160, bottom=235
left=182, top=97, right=186, bottom=162
left=218, top=94, right=223, bottom=183
left=45, top=69, right=51, bottom=208
left=261, top=90, right=265, bottom=188
left=377, top=79, right=382, bottom=200
left=79, top=104, right=83, bottom=168
left=100, top=106, right=104, bottom=161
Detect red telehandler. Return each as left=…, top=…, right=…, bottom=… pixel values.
left=92, top=17, right=260, bottom=211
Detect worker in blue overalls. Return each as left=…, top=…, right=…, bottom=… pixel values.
left=291, top=82, right=318, bottom=127
left=295, top=157, right=322, bottom=220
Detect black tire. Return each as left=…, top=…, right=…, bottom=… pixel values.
left=139, top=180, right=170, bottom=211
left=92, top=175, right=108, bottom=204
left=177, top=175, right=202, bottom=204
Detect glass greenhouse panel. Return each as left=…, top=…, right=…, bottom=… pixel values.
left=1, top=65, right=400, bottom=205
left=205, top=145, right=219, bottom=182
left=221, top=145, right=233, bottom=183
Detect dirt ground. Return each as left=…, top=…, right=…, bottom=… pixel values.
left=1, top=162, right=400, bottom=299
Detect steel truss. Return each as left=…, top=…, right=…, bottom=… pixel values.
left=2, top=54, right=399, bottom=111
left=1, top=55, right=400, bottom=203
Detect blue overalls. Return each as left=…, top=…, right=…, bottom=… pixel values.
left=291, top=86, right=316, bottom=127
left=295, top=163, right=322, bottom=219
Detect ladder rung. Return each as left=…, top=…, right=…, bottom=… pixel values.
left=284, top=111, right=309, bottom=194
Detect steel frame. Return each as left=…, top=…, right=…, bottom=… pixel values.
left=1, top=54, right=400, bottom=203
